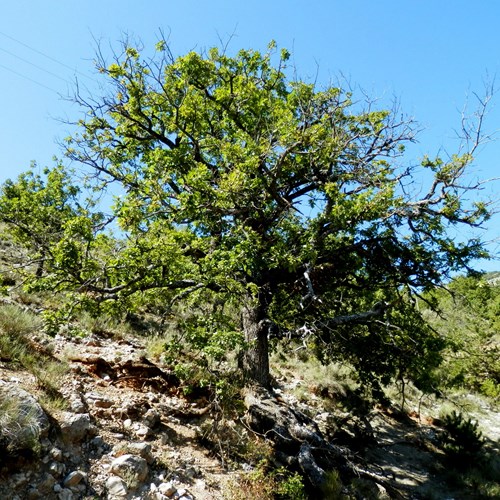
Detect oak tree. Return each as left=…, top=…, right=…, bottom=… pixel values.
left=3, top=41, right=492, bottom=388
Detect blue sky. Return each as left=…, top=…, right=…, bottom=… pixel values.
left=0, top=1, right=498, bottom=270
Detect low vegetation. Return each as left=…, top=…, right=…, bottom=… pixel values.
left=0, top=267, right=499, bottom=497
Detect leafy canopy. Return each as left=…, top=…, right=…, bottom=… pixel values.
left=0, top=41, right=493, bottom=387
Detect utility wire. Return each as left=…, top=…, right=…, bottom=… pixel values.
left=0, top=46, right=72, bottom=84
left=0, top=62, right=60, bottom=94
left=0, top=29, right=93, bottom=81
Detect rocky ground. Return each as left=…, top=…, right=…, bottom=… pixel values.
left=0, top=326, right=499, bottom=499
left=0, top=330, right=236, bottom=500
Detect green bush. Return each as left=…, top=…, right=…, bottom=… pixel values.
left=226, top=461, right=307, bottom=500
left=0, top=303, right=67, bottom=399
left=0, top=395, right=43, bottom=456
left=440, top=411, right=484, bottom=463
left=425, top=274, right=500, bottom=399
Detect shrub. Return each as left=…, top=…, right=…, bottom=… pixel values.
left=321, top=470, right=345, bottom=499
left=0, top=303, right=67, bottom=399
left=440, top=411, right=484, bottom=463
left=226, top=461, right=307, bottom=500
left=0, top=394, right=43, bottom=456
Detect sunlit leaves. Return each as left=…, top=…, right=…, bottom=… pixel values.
left=2, top=39, right=492, bottom=388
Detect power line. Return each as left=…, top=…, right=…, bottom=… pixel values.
left=0, top=46, right=72, bottom=84
left=0, top=30, right=93, bottom=81
left=0, top=62, right=60, bottom=94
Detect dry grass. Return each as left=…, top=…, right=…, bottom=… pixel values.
left=0, top=393, right=43, bottom=455
left=0, top=303, right=67, bottom=405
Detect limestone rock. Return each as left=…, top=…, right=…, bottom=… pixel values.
left=69, top=395, right=87, bottom=414
left=50, top=447, right=64, bottom=461
left=110, top=454, right=148, bottom=487
left=49, top=461, right=66, bottom=477
left=158, top=481, right=177, bottom=496
left=63, top=470, right=87, bottom=487
left=132, top=422, right=152, bottom=438
left=85, top=392, right=113, bottom=408
left=106, top=475, right=128, bottom=497
left=60, top=413, right=91, bottom=442
left=143, top=408, right=161, bottom=428
left=127, top=442, right=155, bottom=464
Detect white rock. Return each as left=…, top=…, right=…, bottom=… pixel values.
left=49, top=461, right=65, bottom=477
left=63, top=470, right=86, bottom=487
left=60, top=413, right=91, bottom=442
left=153, top=494, right=169, bottom=500
left=128, top=442, right=154, bottom=464
left=146, top=392, right=159, bottom=403
left=194, top=479, right=207, bottom=490
left=143, top=408, right=160, bottom=427
left=106, top=475, right=128, bottom=497
left=69, top=396, right=87, bottom=413
left=158, top=481, right=176, bottom=496
left=50, top=447, right=63, bottom=461
left=110, top=454, right=149, bottom=486
left=133, top=422, right=152, bottom=438
left=86, top=392, right=113, bottom=407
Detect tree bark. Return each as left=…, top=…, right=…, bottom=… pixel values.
left=239, top=295, right=271, bottom=387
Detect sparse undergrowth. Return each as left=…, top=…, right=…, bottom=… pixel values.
left=0, top=277, right=498, bottom=498
left=0, top=394, right=42, bottom=457
left=0, top=303, right=67, bottom=400
left=225, top=460, right=307, bottom=500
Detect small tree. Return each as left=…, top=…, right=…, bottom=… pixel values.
left=0, top=164, right=106, bottom=284
left=3, top=41, right=493, bottom=388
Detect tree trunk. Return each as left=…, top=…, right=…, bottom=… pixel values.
left=240, top=295, right=271, bottom=387
left=35, top=248, right=45, bottom=278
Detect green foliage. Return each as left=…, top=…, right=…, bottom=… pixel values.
left=0, top=303, right=67, bottom=395
left=321, top=470, right=345, bottom=499
left=480, top=378, right=500, bottom=399
left=440, top=411, right=485, bottom=462
left=0, top=39, right=493, bottom=388
left=227, top=461, right=307, bottom=500
left=0, top=163, right=112, bottom=299
left=425, top=274, right=500, bottom=398
left=310, top=296, right=447, bottom=394
left=436, top=448, right=500, bottom=499
left=41, top=308, right=67, bottom=336
left=166, top=332, right=243, bottom=400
